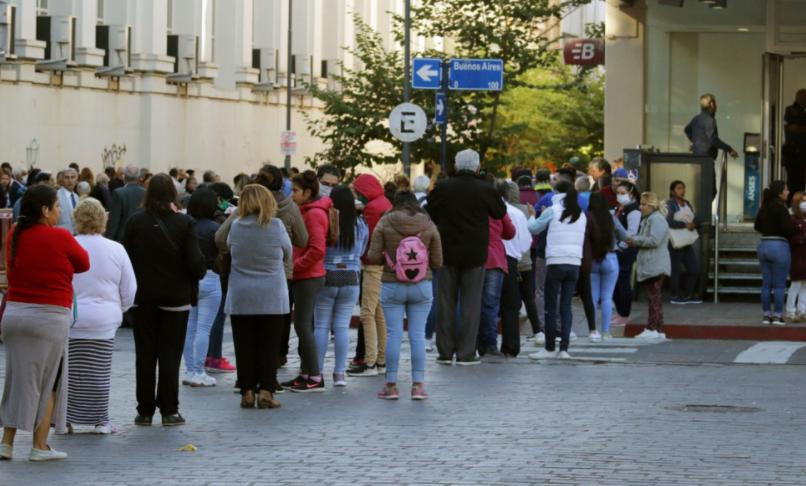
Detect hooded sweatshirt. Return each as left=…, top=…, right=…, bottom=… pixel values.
left=353, top=174, right=392, bottom=264
left=367, top=210, right=443, bottom=283
left=293, top=195, right=333, bottom=280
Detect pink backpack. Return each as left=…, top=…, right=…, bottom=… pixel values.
left=384, top=233, right=429, bottom=283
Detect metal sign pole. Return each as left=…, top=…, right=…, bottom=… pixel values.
left=402, top=0, right=411, bottom=176
left=439, top=59, right=448, bottom=171
left=284, top=0, right=293, bottom=171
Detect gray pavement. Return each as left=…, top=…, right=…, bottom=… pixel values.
left=2, top=324, right=806, bottom=485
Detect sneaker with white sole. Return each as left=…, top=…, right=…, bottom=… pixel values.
left=29, top=446, right=67, bottom=462
left=528, top=349, right=558, bottom=360
left=570, top=331, right=577, bottom=341
left=182, top=373, right=202, bottom=386
left=589, top=330, right=602, bottom=343
left=534, top=332, right=546, bottom=346
left=425, top=338, right=434, bottom=352
left=772, top=316, right=786, bottom=326
left=333, top=373, right=347, bottom=387
left=657, top=332, right=667, bottom=340
left=602, top=332, right=614, bottom=341
left=557, top=351, right=572, bottom=359
left=0, top=443, right=12, bottom=460
left=197, top=373, right=217, bottom=387
left=94, top=423, right=116, bottom=435
left=635, top=329, right=659, bottom=339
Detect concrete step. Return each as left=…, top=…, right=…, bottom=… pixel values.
left=706, top=285, right=761, bottom=294
left=709, top=273, right=762, bottom=281
left=710, top=257, right=760, bottom=267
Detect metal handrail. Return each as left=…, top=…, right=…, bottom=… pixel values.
left=713, top=151, right=729, bottom=304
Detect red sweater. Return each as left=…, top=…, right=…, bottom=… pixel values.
left=6, top=224, right=90, bottom=309
left=293, top=196, right=332, bottom=281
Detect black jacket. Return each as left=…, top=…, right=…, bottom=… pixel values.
left=427, top=171, right=507, bottom=268
left=106, top=183, right=146, bottom=242
left=754, top=201, right=793, bottom=238
left=123, top=210, right=207, bottom=307
left=90, top=183, right=113, bottom=210
left=684, top=109, right=733, bottom=160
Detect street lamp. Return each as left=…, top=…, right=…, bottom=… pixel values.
left=26, top=138, right=39, bottom=169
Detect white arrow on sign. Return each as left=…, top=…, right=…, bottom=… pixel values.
left=417, top=63, right=439, bottom=83
left=436, top=97, right=445, bottom=118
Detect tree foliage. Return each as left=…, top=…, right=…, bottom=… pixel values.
left=306, top=1, right=600, bottom=176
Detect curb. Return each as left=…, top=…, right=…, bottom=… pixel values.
left=624, top=323, right=806, bottom=341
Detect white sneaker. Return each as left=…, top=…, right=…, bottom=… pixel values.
left=570, top=331, right=577, bottom=341
left=589, top=330, right=602, bottom=343
left=657, top=332, right=667, bottom=340
left=534, top=332, right=546, bottom=346
left=528, top=349, right=558, bottom=360
left=557, top=351, right=572, bottom=359
left=197, top=373, right=217, bottom=387
left=635, top=329, right=659, bottom=339
left=93, top=423, right=115, bottom=435
left=425, top=338, right=434, bottom=352
left=29, top=446, right=67, bottom=462
left=602, top=332, right=614, bottom=341
left=182, top=373, right=201, bottom=386
left=0, top=443, right=12, bottom=460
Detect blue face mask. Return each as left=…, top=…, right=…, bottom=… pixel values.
left=319, top=184, right=332, bottom=197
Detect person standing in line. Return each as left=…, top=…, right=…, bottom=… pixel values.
left=427, top=149, right=507, bottom=365
left=181, top=188, right=222, bottom=388
left=588, top=192, right=620, bottom=341
left=755, top=181, right=792, bottom=326
left=612, top=181, right=641, bottom=326
left=105, top=164, right=145, bottom=243
left=621, top=192, right=671, bottom=339
left=314, top=186, right=369, bottom=387
left=575, top=175, right=598, bottom=340
left=368, top=191, right=442, bottom=400
left=90, top=173, right=113, bottom=210
left=588, top=158, right=611, bottom=192
left=0, top=185, right=90, bottom=461
left=348, top=173, right=392, bottom=376
left=498, top=181, right=533, bottom=357
left=666, top=181, right=702, bottom=305
left=283, top=170, right=330, bottom=392
left=55, top=168, right=79, bottom=234
left=67, top=198, right=136, bottom=435
left=527, top=181, right=586, bottom=360
left=226, top=184, right=290, bottom=409
left=786, top=192, right=806, bottom=321
left=784, top=90, right=806, bottom=195
left=123, top=174, right=206, bottom=427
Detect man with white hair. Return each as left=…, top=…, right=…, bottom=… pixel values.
left=426, top=149, right=507, bottom=365
left=56, top=168, right=79, bottom=233
left=412, top=175, right=430, bottom=207
left=105, top=164, right=146, bottom=242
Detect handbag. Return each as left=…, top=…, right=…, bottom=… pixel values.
left=669, top=228, right=699, bottom=249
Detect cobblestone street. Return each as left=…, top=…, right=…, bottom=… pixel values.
left=2, top=326, right=806, bottom=485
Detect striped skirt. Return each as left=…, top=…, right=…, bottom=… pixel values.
left=66, top=338, right=114, bottom=426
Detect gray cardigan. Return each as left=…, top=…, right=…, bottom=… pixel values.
left=225, top=215, right=291, bottom=315
left=628, top=210, right=671, bottom=282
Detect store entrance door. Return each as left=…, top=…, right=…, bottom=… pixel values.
left=763, top=54, right=806, bottom=190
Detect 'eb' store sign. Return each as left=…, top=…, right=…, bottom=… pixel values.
left=563, top=39, right=604, bottom=66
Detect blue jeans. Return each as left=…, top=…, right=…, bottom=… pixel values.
left=478, top=269, right=505, bottom=349
left=591, top=253, right=619, bottom=333
left=184, top=270, right=222, bottom=374
left=544, top=264, right=580, bottom=352
left=381, top=281, right=433, bottom=383
left=758, top=239, right=791, bottom=316
left=314, top=284, right=360, bottom=374
left=425, top=270, right=438, bottom=340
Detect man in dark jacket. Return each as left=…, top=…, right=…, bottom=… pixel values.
left=106, top=164, right=146, bottom=242
left=784, top=89, right=806, bottom=194
left=684, top=94, right=738, bottom=201
left=427, top=149, right=507, bottom=364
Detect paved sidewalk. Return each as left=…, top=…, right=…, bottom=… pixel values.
left=2, top=326, right=806, bottom=485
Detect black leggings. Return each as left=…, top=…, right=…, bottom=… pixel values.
left=577, top=270, right=596, bottom=332
left=232, top=314, right=284, bottom=393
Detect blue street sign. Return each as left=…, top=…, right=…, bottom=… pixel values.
left=448, top=58, right=504, bottom=91
left=411, top=58, right=442, bottom=90
left=435, top=92, right=446, bottom=124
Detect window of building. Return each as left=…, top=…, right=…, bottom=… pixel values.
left=36, top=0, right=48, bottom=16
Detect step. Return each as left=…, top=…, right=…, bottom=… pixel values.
left=717, top=246, right=757, bottom=253
left=709, top=258, right=760, bottom=267
left=706, top=286, right=761, bottom=294
left=708, top=273, right=762, bottom=281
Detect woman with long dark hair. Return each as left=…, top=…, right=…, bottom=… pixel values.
left=313, top=185, right=368, bottom=387
left=1, top=185, right=90, bottom=461
left=123, top=174, right=206, bottom=426
left=588, top=192, right=620, bottom=340
left=527, top=181, right=586, bottom=359
left=666, top=180, right=701, bottom=305
left=612, top=180, right=641, bottom=325
left=754, top=180, right=792, bottom=325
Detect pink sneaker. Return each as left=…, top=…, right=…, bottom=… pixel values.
left=377, top=384, right=399, bottom=400
left=205, top=357, right=236, bottom=374
left=411, top=384, right=428, bottom=401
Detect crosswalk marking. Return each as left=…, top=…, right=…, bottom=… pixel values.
left=734, top=342, right=806, bottom=364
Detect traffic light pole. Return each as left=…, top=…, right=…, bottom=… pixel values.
left=439, top=60, right=449, bottom=172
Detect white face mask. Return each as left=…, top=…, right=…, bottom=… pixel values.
left=799, top=202, right=806, bottom=213
left=617, top=194, right=632, bottom=206
left=319, top=184, right=332, bottom=197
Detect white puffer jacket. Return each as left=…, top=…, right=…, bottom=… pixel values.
left=546, top=194, right=587, bottom=266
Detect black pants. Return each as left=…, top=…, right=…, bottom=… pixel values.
left=576, top=270, right=596, bottom=332
left=669, top=244, right=700, bottom=298
left=614, top=248, right=638, bottom=317
left=436, top=265, right=485, bottom=361
left=519, top=268, right=542, bottom=334
left=279, top=280, right=294, bottom=366
left=132, top=306, right=189, bottom=417
left=500, top=257, right=522, bottom=357
left=231, top=314, right=284, bottom=394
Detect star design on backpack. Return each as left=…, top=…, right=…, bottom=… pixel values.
left=406, top=249, right=419, bottom=261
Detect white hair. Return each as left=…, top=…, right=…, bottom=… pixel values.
left=455, top=149, right=480, bottom=172
left=76, top=181, right=92, bottom=196
left=413, top=175, right=430, bottom=193
left=123, top=164, right=141, bottom=182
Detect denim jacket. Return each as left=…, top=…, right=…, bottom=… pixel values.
left=324, top=217, right=369, bottom=273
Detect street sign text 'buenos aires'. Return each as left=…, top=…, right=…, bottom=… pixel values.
left=448, top=58, right=503, bottom=91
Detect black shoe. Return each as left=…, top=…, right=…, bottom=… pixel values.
left=289, top=377, right=325, bottom=393
left=484, top=345, right=504, bottom=358
left=161, top=414, right=186, bottom=426
left=347, top=363, right=378, bottom=377
left=436, top=356, right=453, bottom=365
left=686, top=296, right=703, bottom=304
left=280, top=375, right=305, bottom=388
left=134, top=415, right=152, bottom=426
left=375, top=363, right=386, bottom=373
left=274, top=384, right=285, bottom=394
left=670, top=296, right=687, bottom=305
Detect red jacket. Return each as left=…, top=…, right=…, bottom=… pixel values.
left=293, top=196, right=332, bottom=281
left=7, top=224, right=90, bottom=309
left=354, top=174, right=392, bottom=264
left=485, top=214, right=515, bottom=273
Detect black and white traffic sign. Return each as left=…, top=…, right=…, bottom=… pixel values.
left=389, top=102, right=427, bottom=143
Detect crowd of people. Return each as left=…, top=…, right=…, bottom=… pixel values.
left=0, top=150, right=711, bottom=462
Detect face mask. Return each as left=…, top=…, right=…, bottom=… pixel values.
left=800, top=203, right=806, bottom=213
left=319, top=184, right=332, bottom=197
left=617, top=194, right=632, bottom=206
